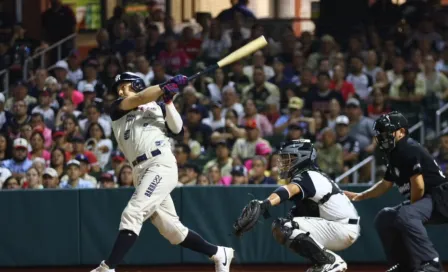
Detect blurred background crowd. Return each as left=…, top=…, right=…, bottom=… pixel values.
left=0, top=0, right=448, bottom=190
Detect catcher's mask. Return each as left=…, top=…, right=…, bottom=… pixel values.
left=112, top=72, right=146, bottom=96
left=373, top=111, right=408, bottom=153
left=277, top=139, right=317, bottom=179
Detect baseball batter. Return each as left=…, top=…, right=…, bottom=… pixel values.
left=91, top=72, right=234, bottom=272
left=233, top=140, right=360, bottom=272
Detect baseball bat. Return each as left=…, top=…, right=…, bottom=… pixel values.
left=187, top=35, right=268, bottom=81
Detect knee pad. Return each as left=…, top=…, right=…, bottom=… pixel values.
left=289, top=232, right=335, bottom=265
left=272, top=218, right=295, bottom=245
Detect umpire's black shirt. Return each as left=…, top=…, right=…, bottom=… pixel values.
left=384, top=136, right=446, bottom=199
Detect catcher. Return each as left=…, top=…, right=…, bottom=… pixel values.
left=233, top=139, right=360, bottom=272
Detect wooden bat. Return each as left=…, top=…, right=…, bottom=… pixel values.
left=187, top=35, right=268, bottom=81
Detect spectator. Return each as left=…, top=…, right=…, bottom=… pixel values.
left=185, top=104, right=213, bottom=149
left=50, top=147, right=67, bottom=179
left=423, top=55, right=448, bottom=101
left=244, top=141, right=272, bottom=171
left=346, top=98, right=376, bottom=156
left=178, top=126, right=201, bottom=160
left=386, top=56, right=406, bottom=84
left=106, top=6, right=124, bottom=44
left=112, top=21, right=136, bottom=57
left=203, top=140, right=233, bottom=177
left=134, top=55, right=154, bottom=86
left=197, top=174, right=211, bottom=185
left=243, top=51, right=275, bottom=82
left=327, top=98, right=342, bottom=128
left=307, top=35, right=336, bottom=71
left=2, top=138, right=32, bottom=177
left=42, top=168, right=60, bottom=189
left=178, top=163, right=200, bottom=186
left=55, top=100, right=82, bottom=130
left=216, top=0, right=256, bottom=22
left=248, top=156, right=276, bottom=185
left=223, top=11, right=251, bottom=41
left=312, top=109, right=328, bottom=135
left=436, top=46, right=448, bottom=76
left=174, top=143, right=190, bottom=170
left=228, top=61, right=251, bottom=93
left=85, top=122, right=113, bottom=170
left=160, top=16, right=179, bottom=41
left=199, top=20, right=230, bottom=64
left=239, top=99, right=273, bottom=137
left=30, top=68, right=48, bottom=98
left=5, top=81, right=37, bottom=111
left=31, top=89, right=56, bottom=129
left=363, top=50, right=383, bottom=83
left=66, top=50, right=83, bottom=84
left=304, top=72, right=344, bottom=113
left=18, top=124, right=33, bottom=151
left=23, top=167, right=43, bottom=189
left=211, top=109, right=245, bottom=147
left=433, top=132, right=448, bottom=176
left=0, top=133, right=12, bottom=161
left=286, top=123, right=306, bottom=141
left=0, top=165, right=12, bottom=187
left=28, top=131, right=51, bottom=163
left=41, top=0, right=76, bottom=46
left=179, top=26, right=202, bottom=59
left=52, top=60, right=69, bottom=83
left=206, top=68, right=232, bottom=103
left=335, top=115, right=360, bottom=173
left=372, top=70, right=391, bottom=96
left=146, top=24, right=165, bottom=62
left=101, top=56, right=122, bottom=91
left=68, top=135, right=100, bottom=173
left=206, top=165, right=228, bottom=185
left=346, top=55, right=373, bottom=100
left=232, top=119, right=271, bottom=161
left=367, top=88, right=390, bottom=120
left=117, top=164, right=133, bottom=188
left=330, top=64, right=356, bottom=102
left=79, top=104, right=112, bottom=138
left=202, top=101, right=225, bottom=131
left=109, top=150, right=126, bottom=178
left=99, top=173, right=116, bottom=188
left=274, top=97, right=311, bottom=136
left=32, top=157, right=46, bottom=176
left=2, top=176, right=20, bottom=190
left=242, top=67, right=280, bottom=112
left=59, top=160, right=95, bottom=189
left=294, top=68, right=315, bottom=99
left=230, top=165, right=248, bottom=185
left=221, top=85, right=244, bottom=118
left=269, top=57, right=292, bottom=91
left=316, top=128, right=343, bottom=180
left=5, top=100, right=30, bottom=138
left=59, top=80, right=84, bottom=108
left=0, top=94, right=11, bottom=133
left=77, top=59, right=102, bottom=95
left=88, top=28, right=112, bottom=58
left=149, top=61, right=172, bottom=85
left=44, top=76, right=61, bottom=110
left=158, top=35, right=190, bottom=74
left=30, top=113, right=52, bottom=149
left=318, top=58, right=333, bottom=78
left=78, top=84, right=99, bottom=110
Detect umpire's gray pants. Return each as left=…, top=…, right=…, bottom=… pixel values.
left=374, top=195, right=439, bottom=270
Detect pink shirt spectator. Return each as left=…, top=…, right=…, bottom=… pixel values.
left=239, top=114, right=273, bottom=137
left=28, top=149, right=51, bottom=162
left=59, top=90, right=84, bottom=107
left=158, top=50, right=190, bottom=73
left=244, top=142, right=273, bottom=171
left=219, top=176, right=232, bottom=186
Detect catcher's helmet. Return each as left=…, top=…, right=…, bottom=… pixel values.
left=373, top=111, right=408, bottom=152
left=111, top=72, right=146, bottom=95
left=277, top=139, right=317, bottom=179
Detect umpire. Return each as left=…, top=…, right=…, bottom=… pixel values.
left=344, top=111, right=448, bottom=272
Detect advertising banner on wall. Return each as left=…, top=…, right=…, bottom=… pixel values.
left=61, top=0, right=102, bottom=31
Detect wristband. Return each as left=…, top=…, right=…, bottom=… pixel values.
left=273, top=186, right=290, bottom=203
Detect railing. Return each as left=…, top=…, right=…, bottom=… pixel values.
left=436, top=103, right=448, bottom=137
left=335, top=120, right=425, bottom=184
left=22, top=33, right=77, bottom=81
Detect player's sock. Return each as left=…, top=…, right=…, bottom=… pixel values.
left=105, top=230, right=138, bottom=269
left=179, top=229, right=218, bottom=257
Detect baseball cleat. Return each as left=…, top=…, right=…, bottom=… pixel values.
left=211, top=246, right=234, bottom=272
left=90, top=260, right=115, bottom=272
left=306, top=250, right=347, bottom=272
left=386, top=264, right=402, bottom=272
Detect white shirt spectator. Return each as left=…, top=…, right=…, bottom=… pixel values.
left=79, top=117, right=112, bottom=138
left=68, top=68, right=83, bottom=85
left=0, top=166, right=12, bottom=188
left=243, top=65, right=275, bottom=82
left=346, top=73, right=373, bottom=100
left=77, top=79, right=98, bottom=93
left=202, top=116, right=225, bottom=131
left=96, top=138, right=113, bottom=170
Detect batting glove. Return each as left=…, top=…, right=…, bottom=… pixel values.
left=162, top=83, right=179, bottom=103
left=168, top=75, right=189, bottom=88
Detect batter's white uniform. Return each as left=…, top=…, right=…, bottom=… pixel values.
left=110, top=99, right=188, bottom=244
left=286, top=170, right=360, bottom=251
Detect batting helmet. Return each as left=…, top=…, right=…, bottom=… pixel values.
left=111, top=72, right=146, bottom=95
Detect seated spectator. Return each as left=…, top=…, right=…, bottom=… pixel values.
left=145, top=24, right=165, bottom=62
left=61, top=154, right=97, bottom=187
left=230, top=165, right=248, bottom=185
left=367, top=88, right=390, bottom=120
left=108, top=150, right=126, bottom=178
left=243, top=51, right=274, bottom=82
left=134, top=55, right=154, bottom=86
left=52, top=60, right=69, bottom=83
left=202, top=101, right=225, bottom=131
left=174, top=143, right=190, bottom=175
left=68, top=135, right=100, bottom=173
left=199, top=19, right=230, bottom=64
left=206, top=165, right=228, bottom=185
left=22, top=167, right=43, bottom=189
left=232, top=119, right=271, bottom=161
left=274, top=97, right=312, bottom=136
left=242, top=67, right=280, bottom=112
left=32, top=158, right=46, bottom=176
left=239, top=99, right=273, bottom=137
left=0, top=93, right=11, bottom=130
left=30, top=112, right=52, bottom=149
left=248, top=156, right=277, bottom=185
left=5, top=81, right=37, bottom=111
left=335, top=115, right=360, bottom=173
left=269, top=57, right=291, bottom=91
left=433, top=132, right=448, bottom=176
left=179, top=26, right=202, bottom=60
left=294, top=68, right=316, bottom=99
left=327, top=98, right=342, bottom=128
left=228, top=61, right=251, bottom=93
left=44, top=76, right=62, bottom=110
left=42, top=167, right=60, bottom=189
left=373, top=70, right=391, bottom=96
left=244, top=141, right=272, bottom=172
left=346, top=55, right=373, bottom=100
left=101, top=56, right=122, bottom=91
left=2, top=176, right=20, bottom=190
left=88, top=28, right=112, bottom=58
left=66, top=50, right=83, bottom=84
left=77, top=59, right=103, bottom=97
left=211, top=109, right=245, bottom=147
left=363, top=50, right=383, bottom=83
left=177, top=126, right=201, bottom=160
left=28, top=131, right=51, bottom=163
left=318, top=58, right=333, bottom=78
left=316, top=127, right=344, bottom=180
left=59, top=80, right=84, bottom=108
left=195, top=174, right=209, bottom=186
left=158, top=35, right=190, bottom=74
left=149, top=61, right=172, bottom=86
left=436, top=46, right=448, bottom=76
left=304, top=72, right=344, bottom=113
left=111, top=21, right=136, bottom=57
left=0, top=165, right=12, bottom=187
left=203, top=140, right=233, bottom=177
left=178, top=163, right=200, bottom=186
left=2, top=138, right=32, bottom=178
left=55, top=100, right=82, bottom=129
left=18, top=124, right=33, bottom=151
left=0, top=132, right=12, bottom=161
left=423, top=54, right=448, bottom=101
left=330, top=64, right=355, bottom=102
left=307, top=35, right=336, bottom=72
left=117, top=164, right=133, bottom=188
left=29, top=68, right=48, bottom=98
left=59, top=160, right=95, bottom=189
left=77, top=84, right=101, bottom=111
left=206, top=68, right=233, bottom=103
left=346, top=98, right=376, bottom=157
left=221, top=85, right=244, bottom=118
left=99, top=173, right=116, bottom=189
left=50, top=147, right=67, bottom=179
left=31, top=90, right=56, bottom=129
left=85, top=122, right=113, bottom=170
left=222, top=10, right=251, bottom=41
left=386, top=56, right=406, bottom=84
left=79, top=104, right=111, bottom=138
left=286, top=123, right=306, bottom=141
left=184, top=104, right=213, bottom=149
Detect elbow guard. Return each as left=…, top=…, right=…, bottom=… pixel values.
left=274, top=186, right=290, bottom=204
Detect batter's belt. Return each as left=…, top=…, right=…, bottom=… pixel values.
left=132, top=149, right=162, bottom=167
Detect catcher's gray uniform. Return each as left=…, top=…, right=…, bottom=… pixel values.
left=110, top=99, right=188, bottom=244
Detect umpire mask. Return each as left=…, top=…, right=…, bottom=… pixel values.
left=373, top=111, right=408, bottom=153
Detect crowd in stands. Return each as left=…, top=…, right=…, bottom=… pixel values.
left=0, top=0, right=448, bottom=189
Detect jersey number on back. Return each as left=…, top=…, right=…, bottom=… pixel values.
left=433, top=160, right=446, bottom=178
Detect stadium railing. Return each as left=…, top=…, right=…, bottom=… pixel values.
left=335, top=120, right=425, bottom=184
left=436, top=103, right=448, bottom=137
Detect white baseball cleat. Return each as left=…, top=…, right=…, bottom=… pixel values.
left=305, top=250, right=347, bottom=272
left=90, top=260, right=115, bottom=272
left=211, top=246, right=234, bottom=272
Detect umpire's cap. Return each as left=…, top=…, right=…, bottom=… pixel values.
left=112, top=72, right=146, bottom=95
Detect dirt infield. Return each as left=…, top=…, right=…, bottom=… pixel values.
left=3, top=264, right=447, bottom=272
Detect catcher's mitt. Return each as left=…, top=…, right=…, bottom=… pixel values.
left=233, top=200, right=271, bottom=237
